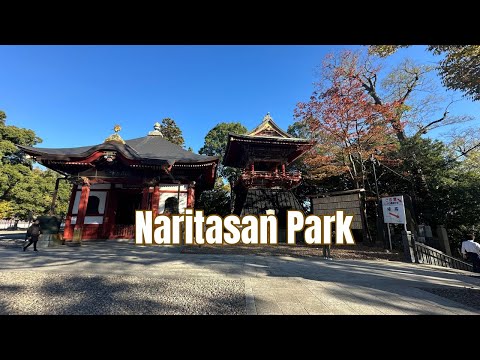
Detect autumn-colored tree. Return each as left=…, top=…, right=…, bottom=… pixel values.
left=319, top=50, right=473, bottom=201
left=295, top=52, right=399, bottom=190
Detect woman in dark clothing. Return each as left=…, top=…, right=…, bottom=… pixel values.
left=24, top=219, right=41, bottom=252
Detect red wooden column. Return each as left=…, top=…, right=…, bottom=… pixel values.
left=187, top=182, right=195, bottom=208
left=141, top=187, right=150, bottom=209
left=63, top=184, right=78, bottom=241
left=151, top=186, right=160, bottom=217
left=281, top=163, right=286, bottom=175
left=73, top=183, right=90, bottom=242
left=103, top=184, right=116, bottom=239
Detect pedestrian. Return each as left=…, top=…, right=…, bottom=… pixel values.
left=323, top=244, right=333, bottom=260
left=461, top=233, right=480, bottom=273
left=23, top=219, right=42, bottom=252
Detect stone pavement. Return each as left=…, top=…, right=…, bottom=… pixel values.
left=0, top=233, right=479, bottom=314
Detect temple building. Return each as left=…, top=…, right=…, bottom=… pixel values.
left=18, top=124, right=219, bottom=242
left=223, top=113, right=313, bottom=240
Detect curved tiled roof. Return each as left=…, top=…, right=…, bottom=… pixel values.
left=18, top=135, right=218, bottom=166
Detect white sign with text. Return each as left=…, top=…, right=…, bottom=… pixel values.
left=382, top=196, right=406, bottom=224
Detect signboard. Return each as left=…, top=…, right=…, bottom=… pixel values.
left=381, top=196, right=406, bottom=224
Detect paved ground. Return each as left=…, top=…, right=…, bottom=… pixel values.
left=1, top=231, right=479, bottom=315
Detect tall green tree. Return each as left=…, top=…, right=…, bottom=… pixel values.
left=369, top=45, right=480, bottom=101
left=159, top=118, right=185, bottom=147
left=199, top=122, right=247, bottom=213
left=0, top=111, right=41, bottom=203
left=199, top=122, right=247, bottom=186
left=0, top=111, right=70, bottom=219
left=196, top=178, right=231, bottom=216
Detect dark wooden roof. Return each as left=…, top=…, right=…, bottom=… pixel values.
left=18, top=135, right=218, bottom=166
left=223, top=114, right=312, bottom=168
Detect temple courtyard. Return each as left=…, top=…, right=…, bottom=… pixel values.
left=1, top=231, right=479, bottom=315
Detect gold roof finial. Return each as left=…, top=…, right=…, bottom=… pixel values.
left=104, top=124, right=126, bottom=144
left=263, top=112, right=273, bottom=122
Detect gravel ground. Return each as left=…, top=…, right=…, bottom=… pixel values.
left=420, top=286, right=480, bottom=311
left=0, top=271, right=246, bottom=315
left=181, top=243, right=403, bottom=261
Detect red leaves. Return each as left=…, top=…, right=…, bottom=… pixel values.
left=295, top=51, right=403, bottom=183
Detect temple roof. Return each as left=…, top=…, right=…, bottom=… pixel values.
left=246, top=112, right=294, bottom=139
left=18, top=128, right=218, bottom=166
left=223, top=113, right=312, bottom=168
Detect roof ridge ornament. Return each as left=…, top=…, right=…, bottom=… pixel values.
left=262, top=112, right=273, bottom=122
left=104, top=124, right=126, bottom=144
left=148, top=122, right=164, bottom=137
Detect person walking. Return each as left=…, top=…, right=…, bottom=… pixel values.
left=23, top=219, right=42, bottom=252
left=323, top=244, right=333, bottom=260
left=461, top=233, right=480, bottom=273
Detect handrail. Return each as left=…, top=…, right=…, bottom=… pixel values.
left=415, top=242, right=473, bottom=272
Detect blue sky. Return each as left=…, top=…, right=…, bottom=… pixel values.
left=1, top=45, right=479, bottom=152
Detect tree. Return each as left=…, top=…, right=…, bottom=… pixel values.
left=324, top=50, right=472, bottom=200
left=159, top=118, right=185, bottom=147
left=0, top=111, right=41, bottom=203
left=196, top=178, right=231, bottom=216
left=0, top=111, right=70, bottom=220
left=7, top=169, right=71, bottom=219
left=199, top=122, right=248, bottom=208
left=295, top=52, right=399, bottom=189
left=369, top=45, right=480, bottom=101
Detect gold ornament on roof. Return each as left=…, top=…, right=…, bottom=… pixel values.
left=104, top=124, right=126, bottom=144
left=262, top=112, right=273, bottom=122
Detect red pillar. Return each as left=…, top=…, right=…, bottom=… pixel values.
left=103, top=184, right=116, bottom=239
left=250, top=163, right=255, bottom=172
left=73, top=184, right=90, bottom=241
left=281, top=163, right=286, bottom=175
left=187, top=183, right=195, bottom=208
left=63, top=184, right=78, bottom=241
left=151, top=186, right=160, bottom=217
left=141, top=187, right=150, bottom=209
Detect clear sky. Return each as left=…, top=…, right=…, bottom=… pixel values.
left=1, top=45, right=479, bottom=152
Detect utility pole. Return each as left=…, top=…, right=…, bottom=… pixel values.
left=371, top=154, right=386, bottom=248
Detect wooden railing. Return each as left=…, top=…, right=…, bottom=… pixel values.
left=240, top=170, right=302, bottom=189
left=415, top=242, right=473, bottom=272
left=241, top=170, right=302, bottom=178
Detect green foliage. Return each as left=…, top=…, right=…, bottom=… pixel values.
left=0, top=111, right=70, bottom=219
left=196, top=178, right=231, bottom=216
left=199, top=122, right=247, bottom=186
left=6, top=169, right=71, bottom=219
left=199, top=122, right=247, bottom=161
left=198, top=122, right=247, bottom=215
left=369, top=45, right=480, bottom=101
left=159, top=118, right=185, bottom=147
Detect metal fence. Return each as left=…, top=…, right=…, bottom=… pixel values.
left=0, top=219, right=31, bottom=230
left=415, top=242, right=473, bottom=272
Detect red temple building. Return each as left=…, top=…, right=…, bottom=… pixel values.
left=223, top=114, right=313, bottom=240
left=19, top=123, right=218, bottom=242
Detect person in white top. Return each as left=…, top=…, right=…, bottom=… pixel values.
left=461, top=234, right=480, bottom=272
